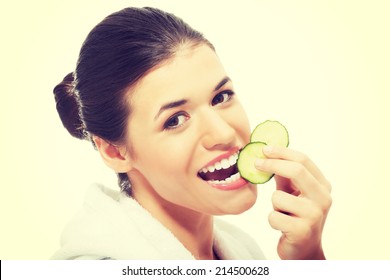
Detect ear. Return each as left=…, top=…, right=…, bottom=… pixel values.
left=93, top=136, right=132, bottom=173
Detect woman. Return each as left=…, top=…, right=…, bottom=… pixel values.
left=52, top=7, right=332, bottom=260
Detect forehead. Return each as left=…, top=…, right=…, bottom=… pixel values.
left=130, top=45, right=227, bottom=110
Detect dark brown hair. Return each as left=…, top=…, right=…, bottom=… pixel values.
left=53, top=7, right=213, bottom=191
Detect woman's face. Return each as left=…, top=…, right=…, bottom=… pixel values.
left=126, top=44, right=257, bottom=215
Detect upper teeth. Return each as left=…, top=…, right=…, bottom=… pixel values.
left=200, top=152, right=239, bottom=174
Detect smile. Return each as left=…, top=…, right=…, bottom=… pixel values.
left=198, top=150, right=242, bottom=186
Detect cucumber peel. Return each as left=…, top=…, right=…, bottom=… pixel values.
left=238, top=120, right=289, bottom=184
left=237, top=142, right=274, bottom=184
left=251, top=120, right=289, bottom=147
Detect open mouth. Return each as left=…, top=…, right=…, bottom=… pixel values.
left=198, top=151, right=241, bottom=185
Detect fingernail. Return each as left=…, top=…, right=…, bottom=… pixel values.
left=263, top=145, right=273, bottom=154
left=254, top=158, right=265, bottom=168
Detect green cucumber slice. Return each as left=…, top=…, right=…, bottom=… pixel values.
left=237, top=142, right=274, bottom=184
left=238, top=120, right=289, bottom=184
left=251, top=120, right=289, bottom=147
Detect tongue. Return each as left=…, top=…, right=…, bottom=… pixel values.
left=199, top=165, right=238, bottom=181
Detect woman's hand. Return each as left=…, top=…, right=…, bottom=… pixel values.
left=255, top=146, right=332, bottom=260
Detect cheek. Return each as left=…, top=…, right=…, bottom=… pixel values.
left=132, top=134, right=194, bottom=180
left=231, top=103, right=251, bottom=142
left=132, top=138, right=199, bottom=206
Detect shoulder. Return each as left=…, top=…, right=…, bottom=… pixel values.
left=52, top=184, right=194, bottom=260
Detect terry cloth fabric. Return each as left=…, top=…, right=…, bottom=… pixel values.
left=51, top=184, right=266, bottom=260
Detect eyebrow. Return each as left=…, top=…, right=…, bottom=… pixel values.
left=154, top=99, right=188, bottom=121
left=214, top=76, right=231, bottom=91
left=154, top=76, right=231, bottom=121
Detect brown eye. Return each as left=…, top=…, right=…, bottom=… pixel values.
left=211, top=91, right=234, bottom=106
left=163, top=112, right=190, bottom=130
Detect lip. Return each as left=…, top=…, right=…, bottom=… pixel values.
left=207, top=177, right=249, bottom=191
left=199, top=146, right=240, bottom=171
left=198, top=146, right=249, bottom=191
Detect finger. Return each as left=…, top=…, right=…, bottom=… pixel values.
left=268, top=211, right=316, bottom=245
left=272, top=190, right=323, bottom=220
left=263, top=146, right=331, bottom=192
left=273, top=175, right=300, bottom=195
left=268, top=210, right=294, bottom=232
left=255, top=157, right=325, bottom=201
left=272, top=190, right=300, bottom=216
left=268, top=211, right=308, bottom=238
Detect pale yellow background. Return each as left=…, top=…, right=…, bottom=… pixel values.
left=1, top=0, right=389, bottom=259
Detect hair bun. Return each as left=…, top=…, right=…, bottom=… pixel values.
left=53, top=72, right=85, bottom=139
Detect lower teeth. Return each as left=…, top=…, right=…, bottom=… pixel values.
left=208, top=172, right=240, bottom=185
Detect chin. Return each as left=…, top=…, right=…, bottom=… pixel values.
left=214, top=185, right=257, bottom=215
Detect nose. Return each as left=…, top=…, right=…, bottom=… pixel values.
left=200, top=109, right=236, bottom=151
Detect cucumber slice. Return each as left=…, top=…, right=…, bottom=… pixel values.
left=238, top=120, right=289, bottom=184
left=237, top=142, right=274, bottom=184
left=251, top=120, right=289, bottom=147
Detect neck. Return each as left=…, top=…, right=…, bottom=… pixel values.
left=160, top=202, right=215, bottom=260
left=130, top=170, right=216, bottom=260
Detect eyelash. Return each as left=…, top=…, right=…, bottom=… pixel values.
left=163, top=90, right=235, bottom=131
left=163, top=111, right=190, bottom=130
left=211, top=90, right=235, bottom=106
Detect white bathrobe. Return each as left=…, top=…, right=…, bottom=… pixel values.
left=52, top=184, right=265, bottom=260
